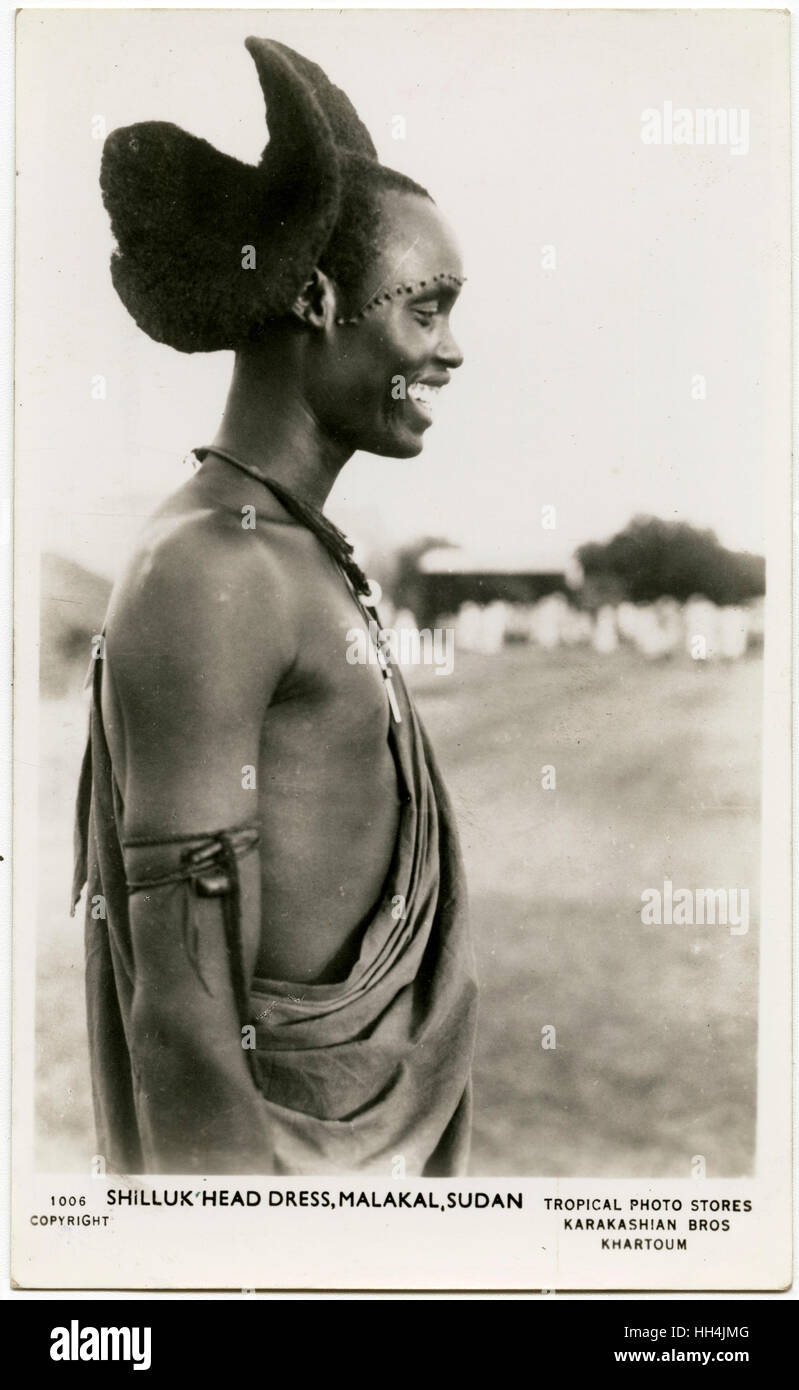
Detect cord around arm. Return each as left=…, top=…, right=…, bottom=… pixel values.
left=124, top=823, right=260, bottom=1079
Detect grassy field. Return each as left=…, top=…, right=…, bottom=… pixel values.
left=35, top=645, right=761, bottom=1176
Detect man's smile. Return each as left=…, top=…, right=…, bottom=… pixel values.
left=406, top=380, right=441, bottom=423
left=404, top=372, right=451, bottom=426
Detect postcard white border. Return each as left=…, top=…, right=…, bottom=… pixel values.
left=9, top=4, right=793, bottom=1293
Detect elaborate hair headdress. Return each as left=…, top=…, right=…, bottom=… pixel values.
left=100, top=38, right=414, bottom=353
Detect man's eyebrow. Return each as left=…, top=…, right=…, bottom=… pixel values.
left=410, top=276, right=465, bottom=299
left=335, top=272, right=466, bottom=326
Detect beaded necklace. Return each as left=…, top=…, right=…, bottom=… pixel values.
left=191, top=445, right=402, bottom=722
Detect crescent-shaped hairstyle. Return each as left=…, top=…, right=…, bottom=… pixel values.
left=99, top=36, right=428, bottom=353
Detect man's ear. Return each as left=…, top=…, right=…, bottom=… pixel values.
left=290, top=268, right=337, bottom=330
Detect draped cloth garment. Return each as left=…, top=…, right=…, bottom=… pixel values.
left=72, top=650, right=479, bottom=1176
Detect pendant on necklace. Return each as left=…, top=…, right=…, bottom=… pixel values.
left=348, top=573, right=402, bottom=724
left=383, top=669, right=403, bottom=724
left=374, top=642, right=402, bottom=724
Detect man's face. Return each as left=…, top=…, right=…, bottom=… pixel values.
left=311, top=190, right=465, bottom=459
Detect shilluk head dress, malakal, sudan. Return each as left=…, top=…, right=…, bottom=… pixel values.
left=77, top=37, right=479, bottom=1177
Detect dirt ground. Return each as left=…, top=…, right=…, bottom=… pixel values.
left=34, top=644, right=761, bottom=1176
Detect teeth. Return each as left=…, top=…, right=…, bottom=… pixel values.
left=408, top=382, right=440, bottom=407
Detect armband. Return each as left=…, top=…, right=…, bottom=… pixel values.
left=124, top=824, right=260, bottom=1076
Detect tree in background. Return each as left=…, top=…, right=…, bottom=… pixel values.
left=577, top=515, right=765, bottom=608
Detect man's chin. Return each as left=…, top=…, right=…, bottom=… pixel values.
left=367, top=427, right=426, bottom=460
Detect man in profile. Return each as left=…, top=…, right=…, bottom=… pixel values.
left=72, top=36, right=478, bottom=1176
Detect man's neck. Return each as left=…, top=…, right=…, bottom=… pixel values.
left=210, top=350, right=352, bottom=511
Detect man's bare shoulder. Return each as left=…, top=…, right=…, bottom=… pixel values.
left=105, top=501, right=298, bottom=672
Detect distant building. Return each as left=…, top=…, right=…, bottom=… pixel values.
left=413, top=545, right=578, bottom=625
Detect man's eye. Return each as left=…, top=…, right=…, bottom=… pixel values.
left=412, top=303, right=438, bottom=326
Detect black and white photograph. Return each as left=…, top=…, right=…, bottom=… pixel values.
left=12, top=6, right=791, bottom=1291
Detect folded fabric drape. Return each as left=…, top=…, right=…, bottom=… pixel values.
left=72, top=645, right=478, bottom=1177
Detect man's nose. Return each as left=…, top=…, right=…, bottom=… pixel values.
left=437, top=325, right=464, bottom=371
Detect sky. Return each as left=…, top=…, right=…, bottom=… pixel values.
left=16, top=8, right=790, bottom=581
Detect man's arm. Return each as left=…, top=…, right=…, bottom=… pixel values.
left=104, top=513, right=294, bottom=1172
